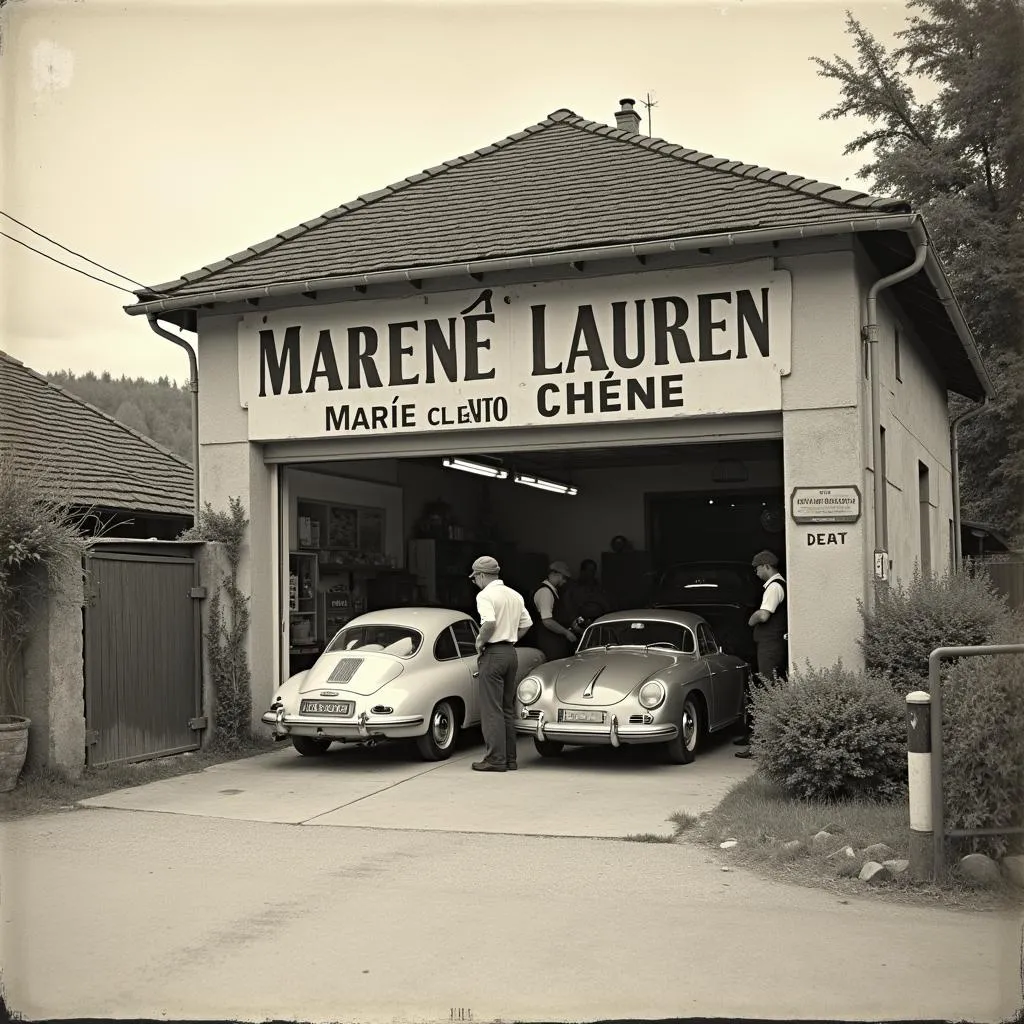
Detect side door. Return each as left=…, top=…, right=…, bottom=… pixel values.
left=698, top=622, right=742, bottom=727
left=451, top=619, right=482, bottom=724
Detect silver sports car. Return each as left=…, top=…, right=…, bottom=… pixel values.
left=514, top=608, right=750, bottom=764
left=263, top=607, right=545, bottom=761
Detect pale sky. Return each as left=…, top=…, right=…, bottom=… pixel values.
left=1, top=0, right=911, bottom=384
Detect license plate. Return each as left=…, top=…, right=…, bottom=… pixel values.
left=299, top=700, right=354, bottom=717
left=559, top=709, right=605, bottom=724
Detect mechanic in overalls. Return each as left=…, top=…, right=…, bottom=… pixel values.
left=529, top=561, right=578, bottom=662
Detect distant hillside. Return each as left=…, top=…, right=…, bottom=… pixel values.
left=45, top=370, right=193, bottom=462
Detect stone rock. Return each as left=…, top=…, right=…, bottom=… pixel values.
left=1000, top=854, right=1024, bottom=890
left=861, top=843, right=895, bottom=861
left=958, top=853, right=1002, bottom=887
left=812, top=830, right=836, bottom=851
left=783, top=839, right=803, bottom=852
left=859, top=861, right=893, bottom=885
left=719, top=839, right=738, bottom=849
left=835, top=858, right=862, bottom=878
left=827, top=845, right=858, bottom=862
left=882, top=859, right=910, bottom=876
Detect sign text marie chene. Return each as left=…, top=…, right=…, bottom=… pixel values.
left=236, top=264, right=792, bottom=441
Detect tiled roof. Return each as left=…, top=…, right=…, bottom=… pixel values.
left=0, top=351, right=193, bottom=518
left=137, top=107, right=907, bottom=302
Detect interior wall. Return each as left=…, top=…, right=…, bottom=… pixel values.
left=487, top=450, right=784, bottom=572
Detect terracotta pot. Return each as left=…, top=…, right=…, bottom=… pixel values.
left=0, top=715, right=31, bottom=793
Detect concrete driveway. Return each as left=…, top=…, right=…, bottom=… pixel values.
left=80, top=731, right=754, bottom=836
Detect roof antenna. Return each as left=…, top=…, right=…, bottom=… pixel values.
left=640, top=92, right=658, bottom=137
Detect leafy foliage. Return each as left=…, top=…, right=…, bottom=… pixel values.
left=942, top=652, right=1024, bottom=858
left=180, top=498, right=252, bottom=748
left=858, top=566, right=1020, bottom=691
left=813, top=0, right=1024, bottom=540
left=0, top=454, right=88, bottom=716
left=45, top=369, right=192, bottom=461
left=749, top=662, right=907, bottom=801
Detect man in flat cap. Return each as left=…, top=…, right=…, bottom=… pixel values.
left=468, top=555, right=533, bottom=772
left=736, top=549, right=789, bottom=758
left=529, top=560, right=579, bottom=663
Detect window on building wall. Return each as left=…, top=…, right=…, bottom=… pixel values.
left=880, top=426, right=889, bottom=548
left=918, top=461, right=931, bottom=575
left=895, top=328, right=903, bottom=383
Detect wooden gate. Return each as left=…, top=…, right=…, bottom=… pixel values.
left=83, top=543, right=205, bottom=766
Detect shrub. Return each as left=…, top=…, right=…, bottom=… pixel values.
left=749, top=662, right=906, bottom=801
left=859, top=568, right=1019, bottom=692
left=0, top=455, right=87, bottom=715
left=942, top=652, right=1024, bottom=859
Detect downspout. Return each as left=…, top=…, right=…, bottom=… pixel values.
left=146, top=314, right=200, bottom=523
left=950, top=400, right=989, bottom=570
left=863, top=236, right=929, bottom=584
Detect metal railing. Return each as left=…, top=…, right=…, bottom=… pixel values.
left=928, top=643, right=1024, bottom=878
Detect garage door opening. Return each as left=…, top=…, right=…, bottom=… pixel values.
left=277, top=438, right=784, bottom=680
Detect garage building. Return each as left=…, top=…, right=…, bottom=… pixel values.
left=126, top=99, right=992, bottom=726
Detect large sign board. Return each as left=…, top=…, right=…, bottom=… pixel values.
left=237, top=262, right=792, bottom=442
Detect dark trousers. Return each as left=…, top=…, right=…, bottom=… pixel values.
left=478, top=643, right=519, bottom=765
left=742, top=639, right=789, bottom=734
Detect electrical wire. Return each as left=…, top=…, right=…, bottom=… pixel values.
left=0, top=230, right=139, bottom=294
left=0, top=210, right=152, bottom=290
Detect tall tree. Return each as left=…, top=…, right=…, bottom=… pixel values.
left=813, top=0, right=1024, bottom=541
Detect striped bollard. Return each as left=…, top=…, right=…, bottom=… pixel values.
left=906, top=690, right=934, bottom=880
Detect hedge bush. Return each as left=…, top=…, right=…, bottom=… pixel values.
left=942, top=652, right=1024, bottom=859
left=749, top=662, right=906, bottom=801
left=859, top=567, right=1019, bottom=692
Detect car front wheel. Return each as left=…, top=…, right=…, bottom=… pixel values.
left=660, top=698, right=699, bottom=765
left=292, top=735, right=332, bottom=757
left=416, top=699, right=460, bottom=761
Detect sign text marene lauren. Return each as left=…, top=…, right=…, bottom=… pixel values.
left=236, top=263, right=792, bottom=441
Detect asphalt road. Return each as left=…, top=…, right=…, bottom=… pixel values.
left=2, top=738, right=1022, bottom=1023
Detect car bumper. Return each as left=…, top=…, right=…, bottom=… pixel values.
left=261, top=707, right=425, bottom=740
left=515, top=708, right=678, bottom=746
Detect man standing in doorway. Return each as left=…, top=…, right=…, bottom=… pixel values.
left=736, top=549, right=788, bottom=760
left=531, top=561, right=578, bottom=662
left=469, top=555, right=533, bottom=773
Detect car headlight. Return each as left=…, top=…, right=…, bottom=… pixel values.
left=638, top=680, right=667, bottom=709
left=517, top=676, right=543, bottom=706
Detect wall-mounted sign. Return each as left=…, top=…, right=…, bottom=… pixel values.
left=790, top=486, right=861, bottom=524
left=236, top=261, right=792, bottom=442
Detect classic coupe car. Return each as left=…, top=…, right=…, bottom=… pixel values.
left=514, top=609, right=750, bottom=764
left=263, top=607, right=545, bottom=761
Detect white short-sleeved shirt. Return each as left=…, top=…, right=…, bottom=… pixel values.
left=759, top=573, right=785, bottom=615
left=476, top=579, right=532, bottom=643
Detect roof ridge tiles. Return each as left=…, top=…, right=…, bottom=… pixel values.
left=138, top=104, right=906, bottom=298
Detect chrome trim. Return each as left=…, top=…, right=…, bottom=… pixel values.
left=609, top=714, right=620, bottom=748
left=356, top=711, right=370, bottom=738
left=536, top=709, right=547, bottom=742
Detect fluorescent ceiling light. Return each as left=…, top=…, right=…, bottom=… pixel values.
left=513, top=472, right=578, bottom=496
left=442, top=457, right=508, bottom=480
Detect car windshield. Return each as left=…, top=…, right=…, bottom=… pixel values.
left=325, top=624, right=422, bottom=658
left=579, top=620, right=693, bottom=652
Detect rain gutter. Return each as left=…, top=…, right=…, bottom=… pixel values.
left=146, top=314, right=200, bottom=522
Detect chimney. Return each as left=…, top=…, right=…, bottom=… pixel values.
left=614, top=97, right=642, bottom=134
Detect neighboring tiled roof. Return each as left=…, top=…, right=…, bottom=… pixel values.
left=137, top=107, right=907, bottom=301
left=0, top=351, right=193, bottom=518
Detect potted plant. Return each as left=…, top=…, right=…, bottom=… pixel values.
left=0, top=454, right=87, bottom=791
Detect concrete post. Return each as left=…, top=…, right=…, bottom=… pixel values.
left=905, top=690, right=933, bottom=880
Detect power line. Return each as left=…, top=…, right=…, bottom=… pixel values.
left=0, top=209, right=151, bottom=290
left=0, top=231, right=139, bottom=295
